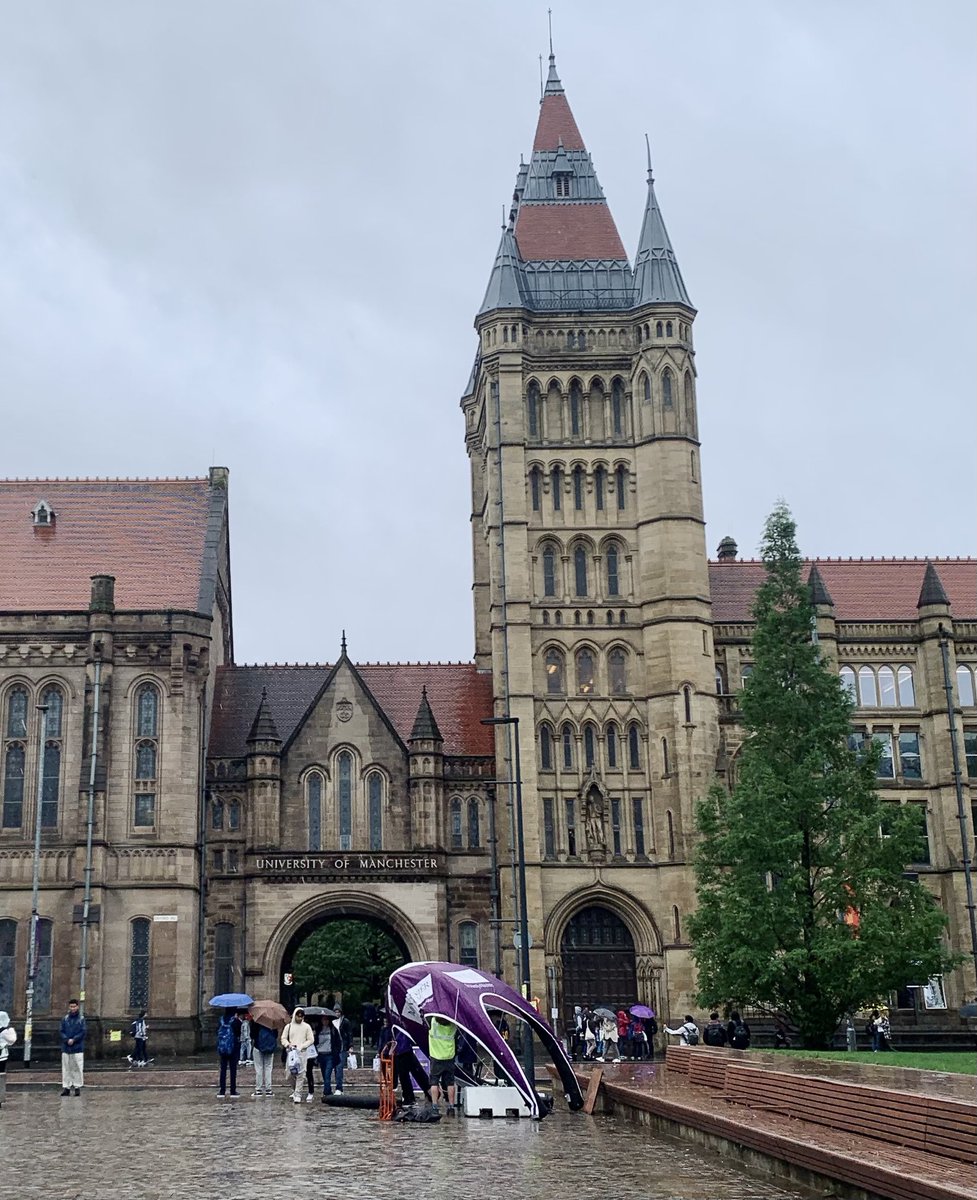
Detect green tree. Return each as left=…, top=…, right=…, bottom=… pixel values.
left=689, top=503, right=956, bottom=1047
left=291, top=920, right=404, bottom=1014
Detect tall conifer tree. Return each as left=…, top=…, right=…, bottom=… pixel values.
left=690, top=504, right=955, bottom=1046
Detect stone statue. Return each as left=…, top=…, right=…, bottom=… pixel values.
left=584, top=785, right=606, bottom=852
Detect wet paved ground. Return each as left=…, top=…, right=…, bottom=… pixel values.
left=3, top=1088, right=816, bottom=1200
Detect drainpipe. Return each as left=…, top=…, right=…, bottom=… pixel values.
left=78, top=655, right=102, bottom=1016
left=487, top=784, right=502, bottom=976
left=938, top=625, right=977, bottom=975
left=196, top=683, right=209, bottom=1036
left=23, top=704, right=49, bottom=1067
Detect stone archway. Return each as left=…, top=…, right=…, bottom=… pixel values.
left=263, top=890, right=429, bottom=1005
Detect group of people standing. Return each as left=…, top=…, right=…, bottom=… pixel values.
left=569, top=1007, right=658, bottom=1062
left=215, top=1005, right=353, bottom=1100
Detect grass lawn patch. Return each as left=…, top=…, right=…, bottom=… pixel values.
left=769, top=1048, right=975, bottom=1075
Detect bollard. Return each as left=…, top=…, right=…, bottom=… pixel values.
left=845, top=1019, right=857, bottom=1052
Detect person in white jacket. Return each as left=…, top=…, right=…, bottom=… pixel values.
left=281, top=1008, right=316, bottom=1103
left=664, top=1015, right=700, bottom=1045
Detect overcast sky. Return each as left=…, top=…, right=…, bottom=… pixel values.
left=1, top=1, right=974, bottom=664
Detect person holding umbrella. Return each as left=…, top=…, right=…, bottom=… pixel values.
left=593, top=1007, right=620, bottom=1063
left=629, top=1004, right=657, bottom=1059
left=208, top=991, right=253, bottom=1099
left=249, top=1000, right=289, bottom=1098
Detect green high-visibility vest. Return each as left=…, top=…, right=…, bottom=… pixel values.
left=428, top=1018, right=456, bottom=1061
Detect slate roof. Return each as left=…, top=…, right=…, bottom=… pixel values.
left=210, top=662, right=494, bottom=760
left=0, top=477, right=222, bottom=613
left=710, top=559, right=977, bottom=623
left=633, top=159, right=692, bottom=307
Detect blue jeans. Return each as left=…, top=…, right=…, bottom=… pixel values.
left=322, top=1049, right=344, bottom=1093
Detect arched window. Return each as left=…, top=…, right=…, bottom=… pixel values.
left=368, top=772, right=383, bottom=851
left=540, top=724, right=553, bottom=770
left=655, top=321, right=663, bottom=337
left=35, top=918, right=53, bottom=1014
left=606, top=723, right=618, bottom=768
left=584, top=725, right=596, bottom=768
left=642, top=373, right=651, bottom=403
left=672, top=905, right=681, bottom=941
left=605, top=544, right=620, bottom=596
left=458, top=921, right=479, bottom=968
left=133, top=684, right=160, bottom=828
left=450, top=797, right=463, bottom=849
left=608, top=648, right=628, bottom=694
left=213, top=921, right=235, bottom=996
left=666, top=811, right=675, bottom=859
left=661, top=369, right=673, bottom=409
left=0, top=919, right=15, bottom=1012
left=551, top=466, right=563, bottom=511
left=6, top=686, right=28, bottom=738
left=129, top=917, right=151, bottom=1010
left=956, top=665, right=975, bottom=707
left=878, top=666, right=896, bottom=707
left=690, top=450, right=697, bottom=481
left=211, top=796, right=225, bottom=830
left=527, top=382, right=539, bottom=436
left=684, top=371, right=694, bottom=427
left=611, top=378, right=624, bottom=435
left=898, top=666, right=915, bottom=707
left=576, top=648, right=595, bottom=694
left=858, top=666, right=878, bottom=707
left=569, top=380, right=582, bottom=436
left=628, top=724, right=641, bottom=769
left=594, top=465, right=606, bottom=510
left=41, top=685, right=63, bottom=737
left=467, top=797, right=480, bottom=848
left=573, top=546, right=588, bottom=597
left=2, top=744, right=25, bottom=829
left=661, top=736, right=670, bottom=777
left=683, top=685, right=693, bottom=723
left=228, top=799, right=241, bottom=831
left=545, top=648, right=565, bottom=694
left=561, top=724, right=574, bottom=770
left=615, top=465, right=627, bottom=510
left=529, top=467, right=542, bottom=512
left=572, top=465, right=584, bottom=511
left=307, top=773, right=322, bottom=850
left=338, top=751, right=353, bottom=850
left=840, top=666, right=857, bottom=701
left=666, top=320, right=673, bottom=337
left=542, top=545, right=557, bottom=597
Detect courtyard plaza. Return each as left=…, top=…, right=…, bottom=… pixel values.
left=2, top=1080, right=813, bottom=1200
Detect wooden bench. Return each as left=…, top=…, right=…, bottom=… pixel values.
left=664, top=1044, right=691, bottom=1073
left=724, top=1064, right=976, bottom=1164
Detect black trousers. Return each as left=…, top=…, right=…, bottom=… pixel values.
left=134, top=1038, right=148, bottom=1063
left=218, top=1053, right=238, bottom=1094
left=394, top=1050, right=430, bottom=1105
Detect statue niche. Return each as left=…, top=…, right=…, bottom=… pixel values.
left=581, top=772, right=608, bottom=861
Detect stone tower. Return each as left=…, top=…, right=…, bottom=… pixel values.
left=462, top=53, right=719, bottom=1016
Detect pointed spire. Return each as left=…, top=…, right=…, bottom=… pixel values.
left=543, top=52, right=564, bottom=97
left=340, top=629, right=348, bottom=656
left=633, top=140, right=692, bottom=307
left=409, top=686, right=443, bottom=743
left=246, top=687, right=280, bottom=744
left=479, top=222, right=527, bottom=314
left=917, top=561, right=950, bottom=609
left=807, top=564, right=834, bottom=607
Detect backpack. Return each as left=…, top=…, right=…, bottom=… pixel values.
left=703, top=1021, right=726, bottom=1047
left=216, top=1018, right=236, bottom=1056
left=730, top=1021, right=750, bottom=1050
left=254, top=1024, right=278, bottom=1054
left=685, top=1024, right=700, bottom=1046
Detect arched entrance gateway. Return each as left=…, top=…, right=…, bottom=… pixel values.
left=560, top=905, right=637, bottom=1019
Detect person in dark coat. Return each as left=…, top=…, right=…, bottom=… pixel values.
left=60, top=999, right=86, bottom=1096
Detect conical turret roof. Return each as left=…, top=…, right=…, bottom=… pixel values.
left=410, top=686, right=443, bottom=743
left=807, top=564, right=834, bottom=607
left=633, top=147, right=691, bottom=307
left=246, top=688, right=280, bottom=744
left=917, top=561, right=950, bottom=608
left=479, top=223, right=527, bottom=314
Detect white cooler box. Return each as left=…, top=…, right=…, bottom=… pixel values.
left=461, top=1084, right=533, bottom=1118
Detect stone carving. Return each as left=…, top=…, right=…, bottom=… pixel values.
left=583, top=782, right=606, bottom=853
left=336, top=698, right=353, bottom=723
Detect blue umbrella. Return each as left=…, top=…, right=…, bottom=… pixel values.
left=209, top=992, right=254, bottom=1008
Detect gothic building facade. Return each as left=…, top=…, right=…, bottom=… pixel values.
left=0, top=55, right=974, bottom=1055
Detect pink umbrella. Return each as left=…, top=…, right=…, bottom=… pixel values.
left=630, top=1004, right=655, bottom=1019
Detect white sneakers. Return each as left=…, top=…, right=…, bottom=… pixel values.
left=305, top=1093, right=314, bottom=1103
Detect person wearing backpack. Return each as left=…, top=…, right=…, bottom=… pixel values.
left=252, top=1021, right=279, bottom=1097
left=703, top=1012, right=727, bottom=1047
left=664, top=1015, right=700, bottom=1045
left=128, top=1011, right=150, bottom=1067
left=726, top=1010, right=751, bottom=1050
left=216, top=1008, right=242, bottom=1098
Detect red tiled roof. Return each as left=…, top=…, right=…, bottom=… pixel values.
left=709, top=559, right=977, bottom=623
left=515, top=203, right=628, bottom=262
left=533, top=94, right=585, bottom=151
left=0, top=478, right=216, bottom=612
left=209, top=662, right=494, bottom=760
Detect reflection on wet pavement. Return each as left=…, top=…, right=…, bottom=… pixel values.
left=6, top=1088, right=816, bottom=1200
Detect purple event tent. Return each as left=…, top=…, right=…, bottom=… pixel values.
left=387, top=961, right=584, bottom=1119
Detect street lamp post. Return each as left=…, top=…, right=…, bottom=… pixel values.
left=24, top=703, right=49, bottom=1068
left=481, top=714, right=534, bottom=1091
